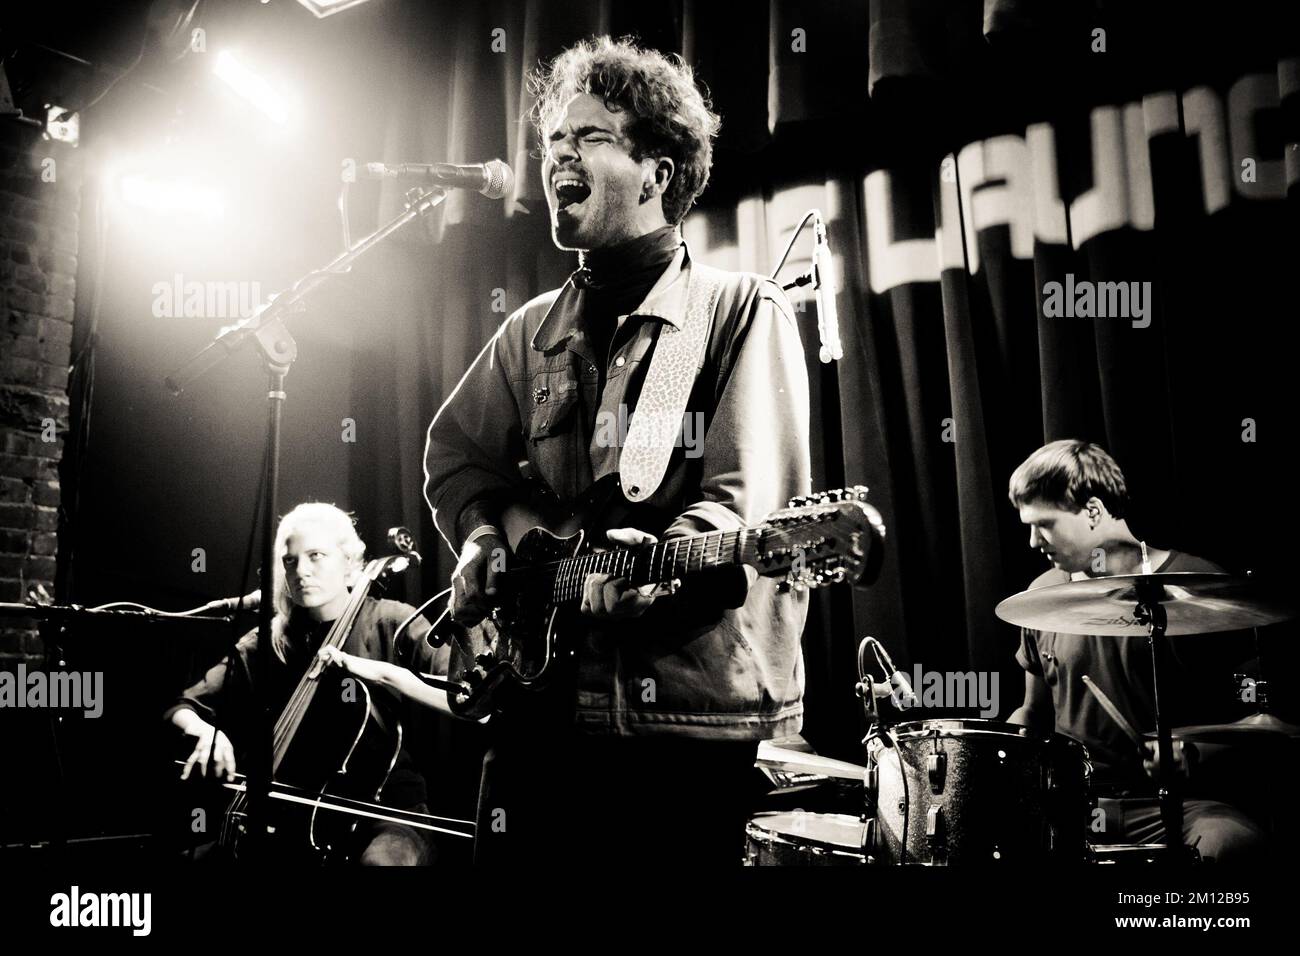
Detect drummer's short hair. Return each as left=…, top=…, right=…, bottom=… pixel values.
left=1008, top=440, right=1129, bottom=518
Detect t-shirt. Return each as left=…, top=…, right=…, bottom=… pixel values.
left=1016, top=551, right=1253, bottom=791
left=167, top=596, right=448, bottom=809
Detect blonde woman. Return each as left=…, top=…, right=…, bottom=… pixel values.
left=167, top=502, right=449, bottom=865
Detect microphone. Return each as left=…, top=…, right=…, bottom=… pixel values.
left=811, top=216, right=843, bottom=363
left=360, top=159, right=514, bottom=199
left=197, top=589, right=262, bottom=614
left=869, top=637, right=917, bottom=710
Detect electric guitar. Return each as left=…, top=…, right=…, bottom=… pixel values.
left=442, top=481, right=886, bottom=719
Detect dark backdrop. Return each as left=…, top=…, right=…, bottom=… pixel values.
left=15, top=0, right=1298, bottom=845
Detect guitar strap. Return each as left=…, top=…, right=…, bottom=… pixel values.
left=619, top=261, right=724, bottom=503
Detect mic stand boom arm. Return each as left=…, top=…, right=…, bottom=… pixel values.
left=164, top=187, right=449, bottom=396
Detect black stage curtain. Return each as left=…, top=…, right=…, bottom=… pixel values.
left=52, top=2, right=1300, bottom=843
left=344, top=0, right=1300, bottom=762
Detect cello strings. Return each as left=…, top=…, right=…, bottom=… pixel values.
left=271, top=560, right=382, bottom=767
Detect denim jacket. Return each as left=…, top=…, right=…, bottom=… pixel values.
left=423, top=241, right=811, bottom=739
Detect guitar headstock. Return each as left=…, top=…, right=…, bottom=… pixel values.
left=749, top=487, right=887, bottom=592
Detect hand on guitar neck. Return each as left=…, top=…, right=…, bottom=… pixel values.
left=578, top=527, right=660, bottom=619
left=441, top=485, right=884, bottom=720
left=452, top=524, right=662, bottom=625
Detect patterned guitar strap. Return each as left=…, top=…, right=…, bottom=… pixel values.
left=619, top=262, right=724, bottom=503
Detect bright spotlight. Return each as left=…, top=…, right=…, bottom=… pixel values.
left=213, top=50, right=292, bottom=126
left=118, top=174, right=225, bottom=220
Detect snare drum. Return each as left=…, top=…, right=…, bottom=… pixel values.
left=867, top=719, right=1091, bottom=864
left=744, top=811, right=868, bottom=865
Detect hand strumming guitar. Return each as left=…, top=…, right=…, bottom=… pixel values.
left=450, top=531, right=509, bottom=626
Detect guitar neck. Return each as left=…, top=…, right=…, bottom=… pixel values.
left=549, top=527, right=756, bottom=604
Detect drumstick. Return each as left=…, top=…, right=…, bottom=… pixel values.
left=1081, top=675, right=1146, bottom=754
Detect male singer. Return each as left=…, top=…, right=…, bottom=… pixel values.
left=424, top=36, right=812, bottom=866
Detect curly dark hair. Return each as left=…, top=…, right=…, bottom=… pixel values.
left=529, top=36, right=721, bottom=225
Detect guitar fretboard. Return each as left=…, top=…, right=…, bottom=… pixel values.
left=548, top=528, right=752, bottom=604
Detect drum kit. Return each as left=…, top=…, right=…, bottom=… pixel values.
left=744, top=571, right=1300, bottom=865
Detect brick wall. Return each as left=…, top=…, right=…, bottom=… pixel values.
left=0, top=122, right=81, bottom=664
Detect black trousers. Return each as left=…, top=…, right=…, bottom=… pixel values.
left=473, top=732, right=760, bottom=867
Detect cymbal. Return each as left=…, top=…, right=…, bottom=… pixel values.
left=756, top=742, right=868, bottom=781
left=1146, top=713, right=1300, bottom=745
left=995, top=572, right=1295, bottom=636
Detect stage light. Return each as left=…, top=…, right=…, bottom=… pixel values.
left=213, top=50, right=292, bottom=126
left=118, top=173, right=225, bottom=220
left=294, top=0, right=375, bottom=18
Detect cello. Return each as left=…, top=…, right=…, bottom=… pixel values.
left=217, top=527, right=426, bottom=864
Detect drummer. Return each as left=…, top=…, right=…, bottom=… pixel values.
left=1004, top=440, right=1265, bottom=862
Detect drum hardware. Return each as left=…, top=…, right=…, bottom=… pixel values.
left=998, top=571, right=1298, bottom=864
left=1160, top=659, right=1300, bottom=743
left=927, top=753, right=946, bottom=792
left=867, top=719, right=1091, bottom=864
left=856, top=636, right=911, bottom=862
left=997, top=571, right=1297, bottom=864
left=925, top=805, right=945, bottom=862
left=992, top=572, right=1295, bottom=637
left=744, top=811, right=869, bottom=866
left=1145, top=712, right=1300, bottom=745
left=1234, top=672, right=1266, bottom=708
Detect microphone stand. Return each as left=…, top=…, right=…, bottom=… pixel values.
left=163, top=186, right=449, bottom=840
left=855, top=637, right=890, bottom=861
